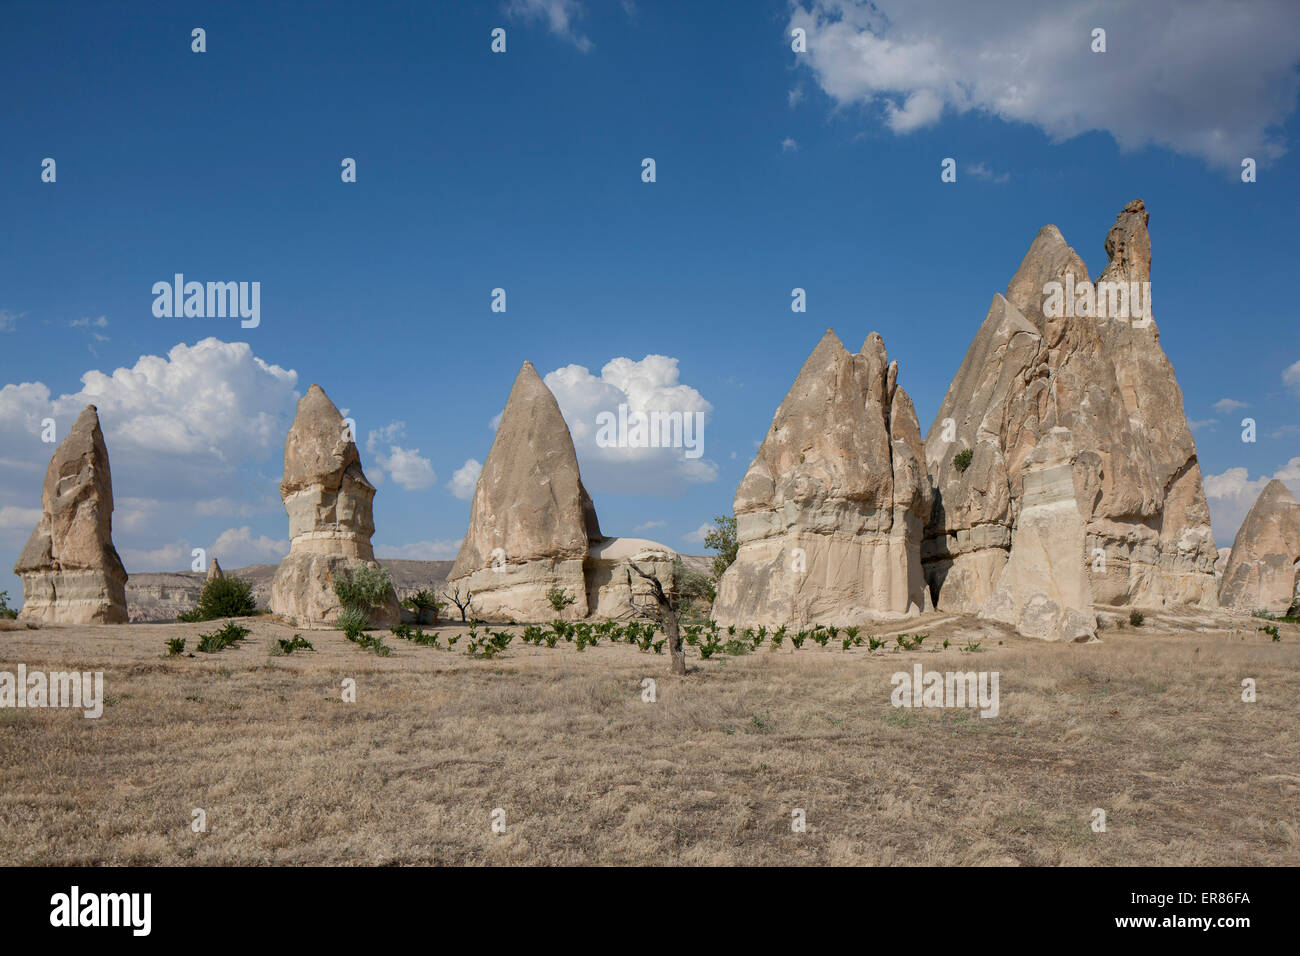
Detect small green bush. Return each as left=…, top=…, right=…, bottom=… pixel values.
left=338, top=606, right=367, bottom=639
left=0, top=590, right=18, bottom=619
left=278, top=634, right=315, bottom=654
left=1129, top=610, right=1145, bottom=627
left=166, top=637, right=186, bottom=656
left=953, top=448, right=974, bottom=473
left=546, top=586, right=577, bottom=613
left=178, top=575, right=258, bottom=622
left=334, top=565, right=395, bottom=610
left=195, top=623, right=250, bottom=653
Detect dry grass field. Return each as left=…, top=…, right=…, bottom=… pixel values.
left=2, top=610, right=1297, bottom=866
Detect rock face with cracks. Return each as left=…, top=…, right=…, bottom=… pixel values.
left=712, top=330, right=932, bottom=629
left=447, top=361, right=604, bottom=622
left=923, top=200, right=1218, bottom=621
left=980, top=428, right=1097, bottom=641
left=269, top=384, right=399, bottom=628
left=13, top=405, right=128, bottom=624
left=1218, top=480, right=1300, bottom=616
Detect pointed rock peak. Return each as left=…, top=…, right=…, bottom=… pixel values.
left=1005, top=222, right=1089, bottom=322
left=810, top=328, right=846, bottom=357
left=860, top=331, right=886, bottom=362
left=1102, top=199, right=1151, bottom=282
left=1258, top=478, right=1299, bottom=507
left=206, top=557, right=224, bottom=581
left=283, top=384, right=362, bottom=492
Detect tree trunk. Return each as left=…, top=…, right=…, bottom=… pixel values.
left=665, top=612, right=685, bottom=675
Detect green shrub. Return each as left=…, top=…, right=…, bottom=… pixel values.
left=1129, top=610, right=1145, bottom=627
left=278, top=634, right=315, bottom=654
left=338, top=606, right=368, bottom=640
left=195, top=623, right=250, bottom=653
left=178, top=575, right=258, bottom=622
left=166, top=637, right=186, bottom=656
left=546, top=586, right=577, bottom=613
left=953, top=448, right=974, bottom=473
left=0, top=590, right=17, bottom=619
left=334, top=565, right=395, bottom=610
left=1258, top=623, right=1281, bottom=642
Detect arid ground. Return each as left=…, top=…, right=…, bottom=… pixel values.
left=2, top=610, right=1297, bottom=866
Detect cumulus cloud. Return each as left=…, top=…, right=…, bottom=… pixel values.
left=789, top=0, right=1300, bottom=170
left=0, top=338, right=297, bottom=577
left=375, top=446, right=437, bottom=491
left=449, top=459, right=482, bottom=500
left=1214, top=397, right=1249, bottom=413
left=1203, top=457, right=1300, bottom=546
left=966, top=161, right=1010, bottom=184
left=782, top=137, right=800, bottom=151
left=682, top=523, right=713, bottom=544
left=1187, top=418, right=1218, bottom=433
left=1283, top=360, right=1300, bottom=394
left=507, top=0, right=593, bottom=51
left=634, top=520, right=665, bottom=532
left=210, top=526, right=289, bottom=566
left=365, top=421, right=436, bottom=491
left=543, top=355, right=717, bottom=496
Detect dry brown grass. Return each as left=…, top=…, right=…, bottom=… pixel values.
left=1, top=611, right=1297, bottom=865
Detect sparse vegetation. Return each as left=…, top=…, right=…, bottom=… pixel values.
left=334, top=565, right=395, bottom=613
left=166, top=637, right=186, bottom=656
left=277, top=634, right=315, bottom=654
left=703, top=514, right=738, bottom=581
left=442, top=584, right=475, bottom=623
left=195, top=622, right=250, bottom=653
left=953, top=448, right=974, bottom=473
left=401, top=588, right=445, bottom=623
left=1129, top=610, right=1145, bottom=627
left=178, top=575, right=258, bottom=622
left=0, top=590, right=17, bottom=619
left=546, top=586, right=577, bottom=613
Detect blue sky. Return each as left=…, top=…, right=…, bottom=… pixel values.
left=2, top=0, right=1299, bottom=605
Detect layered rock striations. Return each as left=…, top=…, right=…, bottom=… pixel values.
left=447, top=362, right=604, bottom=621
left=269, top=384, right=400, bottom=627
left=923, top=201, right=1218, bottom=622
left=13, top=405, right=128, bottom=624
left=1218, top=480, right=1300, bottom=616
left=712, top=330, right=932, bottom=628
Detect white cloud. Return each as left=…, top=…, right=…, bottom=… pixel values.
left=489, top=411, right=503, bottom=431
left=0, top=310, right=19, bottom=332
left=375, top=446, right=436, bottom=491
left=0, top=338, right=297, bottom=575
left=1187, top=418, right=1218, bottom=433
left=449, top=458, right=482, bottom=500
left=1214, top=397, right=1249, bottom=413
left=508, top=0, right=593, bottom=51
left=210, top=526, right=288, bottom=566
left=966, top=161, right=1010, bottom=184
left=0, top=505, right=41, bottom=529
left=790, top=0, right=1300, bottom=170
left=782, top=137, right=799, bottom=152
left=543, top=355, right=717, bottom=496
left=366, top=421, right=406, bottom=455
left=788, top=86, right=805, bottom=107
left=374, top=539, right=463, bottom=560
left=634, top=520, right=665, bottom=532
left=682, top=523, right=713, bottom=544
left=1203, top=457, right=1300, bottom=546
left=118, top=541, right=189, bottom=573
left=1283, top=360, right=1300, bottom=394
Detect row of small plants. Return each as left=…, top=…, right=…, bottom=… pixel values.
left=374, top=619, right=984, bottom=659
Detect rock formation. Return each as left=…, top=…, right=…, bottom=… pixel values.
left=586, top=537, right=679, bottom=618
left=1218, top=480, right=1300, bottom=615
left=269, top=385, right=400, bottom=628
left=13, top=405, right=128, bottom=624
left=923, top=200, right=1218, bottom=625
left=206, top=557, right=223, bottom=584
left=980, top=428, right=1096, bottom=641
left=447, top=361, right=604, bottom=621
left=712, top=330, right=932, bottom=628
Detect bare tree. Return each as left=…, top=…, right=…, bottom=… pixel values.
left=441, top=584, right=474, bottom=623
left=628, top=559, right=714, bottom=676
